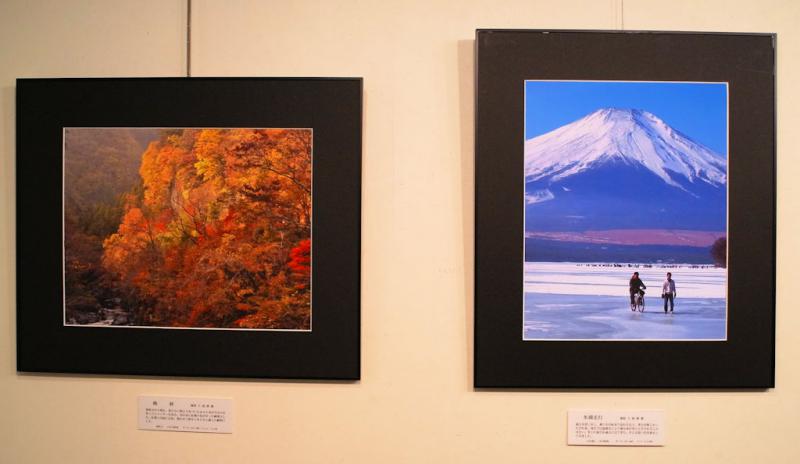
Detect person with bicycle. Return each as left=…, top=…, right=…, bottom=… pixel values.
left=629, top=272, right=646, bottom=311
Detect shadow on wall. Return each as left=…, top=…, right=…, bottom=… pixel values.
left=1, top=85, right=16, bottom=369
left=457, top=39, right=475, bottom=390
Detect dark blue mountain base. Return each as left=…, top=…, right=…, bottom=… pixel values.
left=525, top=160, right=726, bottom=232
left=525, top=238, right=714, bottom=264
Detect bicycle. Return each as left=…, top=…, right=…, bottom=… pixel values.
left=630, top=288, right=645, bottom=312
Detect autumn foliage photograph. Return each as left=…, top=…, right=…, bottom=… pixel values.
left=63, top=128, right=312, bottom=330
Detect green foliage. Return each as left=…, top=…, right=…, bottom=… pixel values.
left=77, top=195, right=126, bottom=237
left=63, top=129, right=161, bottom=325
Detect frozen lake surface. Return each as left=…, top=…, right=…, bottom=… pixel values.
left=524, top=262, right=727, bottom=340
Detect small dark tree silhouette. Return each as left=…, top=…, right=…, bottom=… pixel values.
left=710, top=237, right=727, bottom=268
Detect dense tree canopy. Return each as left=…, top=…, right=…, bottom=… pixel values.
left=74, top=128, right=313, bottom=329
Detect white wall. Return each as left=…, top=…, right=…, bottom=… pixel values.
left=1, top=1, right=798, bottom=462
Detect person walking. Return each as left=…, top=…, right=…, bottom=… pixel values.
left=662, top=272, right=676, bottom=313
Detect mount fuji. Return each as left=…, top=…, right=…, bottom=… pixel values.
left=525, top=108, right=727, bottom=233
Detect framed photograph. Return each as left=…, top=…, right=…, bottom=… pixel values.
left=17, top=78, right=361, bottom=379
left=475, top=30, right=775, bottom=388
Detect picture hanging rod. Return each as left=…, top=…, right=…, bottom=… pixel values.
left=186, top=0, right=192, bottom=77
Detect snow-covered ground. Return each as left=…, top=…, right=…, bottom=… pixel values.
left=523, top=262, right=727, bottom=340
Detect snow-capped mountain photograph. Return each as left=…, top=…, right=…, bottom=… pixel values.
left=523, top=80, right=728, bottom=341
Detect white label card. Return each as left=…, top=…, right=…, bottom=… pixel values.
left=138, top=396, right=233, bottom=434
left=567, top=409, right=665, bottom=446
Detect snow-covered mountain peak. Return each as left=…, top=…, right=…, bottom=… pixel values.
left=588, top=107, right=646, bottom=121
left=524, top=107, right=727, bottom=188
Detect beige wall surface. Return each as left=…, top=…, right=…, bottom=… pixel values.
left=1, top=0, right=798, bottom=462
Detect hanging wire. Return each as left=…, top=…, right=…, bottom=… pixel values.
left=186, top=0, right=192, bottom=77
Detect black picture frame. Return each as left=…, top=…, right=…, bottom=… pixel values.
left=17, top=78, right=361, bottom=380
left=474, top=30, right=775, bottom=388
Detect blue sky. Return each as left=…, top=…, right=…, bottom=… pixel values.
left=524, top=81, right=728, bottom=155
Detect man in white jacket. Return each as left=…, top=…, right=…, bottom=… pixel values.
left=662, top=272, right=676, bottom=314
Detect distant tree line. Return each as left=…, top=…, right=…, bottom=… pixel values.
left=710, top=237, right=727, bottom=268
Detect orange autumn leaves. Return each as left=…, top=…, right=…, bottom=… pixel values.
left=101, top=129, right=312, bottom=329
